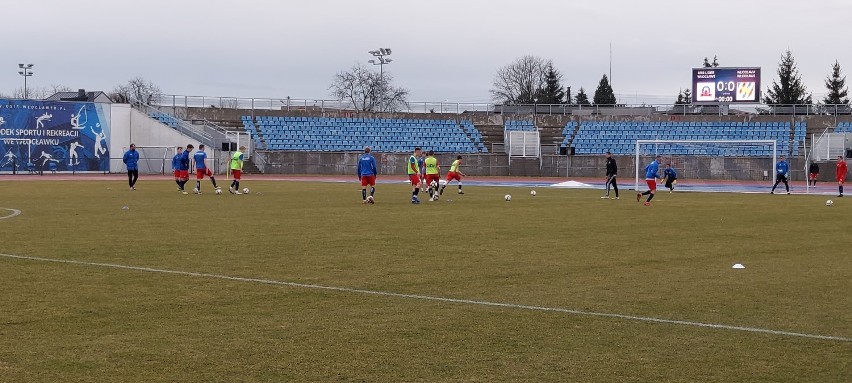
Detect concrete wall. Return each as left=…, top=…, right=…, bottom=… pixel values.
left=254, top=151, right=806, bottom=182
left=108, top=104, right=226, bottom=173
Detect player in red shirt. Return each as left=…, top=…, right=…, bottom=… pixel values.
left=836, top=155, right=847, bottom=197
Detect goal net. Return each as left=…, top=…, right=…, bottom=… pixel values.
left=135, top=146, right=176, bottom=175
left=633, top=140, right=779, bottom=190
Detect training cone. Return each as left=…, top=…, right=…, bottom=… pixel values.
left=732, top=263, right=745, bottom=269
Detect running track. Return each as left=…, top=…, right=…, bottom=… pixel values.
left=0, top=173, right=840, bottom=195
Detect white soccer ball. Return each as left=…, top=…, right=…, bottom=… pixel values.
left=215, top=188, right=222, bottom=195
left=243, top=188, right=249, bottom=194
left=366, top=195, right=374, bottom=204
left=504, top=194, right=512, bottom=201
left=530, top=190, right=537, bottom=196
left=826, top=199, right=834, bottom=206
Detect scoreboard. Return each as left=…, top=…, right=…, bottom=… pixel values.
left=692, top=67, right=761, bottom=104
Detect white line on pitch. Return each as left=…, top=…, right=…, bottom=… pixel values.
left=1, top=252, right=849, bottom=343
left=0, top=208, right=21, bottom=220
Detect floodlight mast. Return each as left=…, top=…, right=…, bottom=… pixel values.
left=368, top=47, right=393, bottom=76
left=17, top=63, right=34, bottom=99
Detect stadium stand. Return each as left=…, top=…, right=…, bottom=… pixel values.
left=247, top=116, right=484, bottom=153
left=835, top=121, right=852, bottom=132
left=504, top=119, right=536, bottom=132
left=148, top=110, right=183, bottom=130
left=567, top=121, right=801, bottom=157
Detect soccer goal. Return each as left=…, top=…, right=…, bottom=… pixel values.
left=633, top=140, right=778, bottom=191
left=135, top=146, right=176, bottom=175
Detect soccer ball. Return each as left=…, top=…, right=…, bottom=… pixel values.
left=430, top=180, right=438, bottom=189
left=504, top=194, right=512, bottom=201
left=530, top=190, right=537, bottom=196
left=243, top=188, right=250, bottom=194
left=367, top=195, right=374, bottom=204
left=826, top=199, right=834, bottom=206
left=215, top=188, right=222, bottom=195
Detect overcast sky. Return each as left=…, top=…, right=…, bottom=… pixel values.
left=3, top=0, right=851, bottom=104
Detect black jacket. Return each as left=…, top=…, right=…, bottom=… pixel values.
left=809, top=162, right=820, bottom=173
left=606, top=157, right=618, bottom=176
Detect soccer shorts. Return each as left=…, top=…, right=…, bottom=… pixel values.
left=360, top=175, right=376, bottom=187
left=232, top=170, right=242, bottom=181
left=173, top=170, right=180, bottom=178
left=177, top=170, right=189, bottom=179
left=196, top=168, right=213, bottom=180
left=645, top=179, right=657, bottom=192
left=665, top=178, right=676, bottom=188
left=809, top=172, right=818, bottom=180
left=408, top=174, right=420, bottom=185
left=425, top=174, right=440, bottom=186
left=838, top=177, right=846, bottom=184
left=776, top=174, right=788, bottom=182
left=446, top=172, right=462, bottom=182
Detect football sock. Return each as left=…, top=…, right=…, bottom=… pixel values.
left=439, top=186, right=445, bottom=195
left=370, top=187, right=375, bottom=196
left=175, top=179, right=181, bottom=187
left=235, top=181, right=240, bottom=190
left=642, top=191, right=650, bottom=195
left=211, top=177, right=218, bottom=188
left=840, top=185, right=844, bottom=194
left=647, top=193, right=655, bottom=202
left=196, top=181, right=201, bottom=190
left=362, top=189, right=367, bottom=200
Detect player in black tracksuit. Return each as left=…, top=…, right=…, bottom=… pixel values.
left=603, top=151, right=619, bottom=199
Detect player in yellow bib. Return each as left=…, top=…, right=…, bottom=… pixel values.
left=440, top=155, right=466, bottom=195
left=407, top=147, right=422, bottom=204
left=423, top=150, right=441, bottom=200
left=228, top=146, right=246, bottom=194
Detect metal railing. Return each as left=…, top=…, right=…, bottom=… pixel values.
left=130, top=99, right=215, bottom=146
left=151, top=94, right=852, bottom=117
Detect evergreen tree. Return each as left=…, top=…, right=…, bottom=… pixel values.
left=823, top=60, right=849, bottom=105
left=763, top=50, right=812, bottom=105
left=592, top=74, right=617, bottom=106
left=536, top=64, right=565, bottom=104
left=575, top=87, right=591, bottom=106
left=675, top=89, right=686, bottom=105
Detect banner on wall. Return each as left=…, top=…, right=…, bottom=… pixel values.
left=0, top=99, right=110, bottom=172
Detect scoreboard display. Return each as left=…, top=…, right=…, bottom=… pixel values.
left=692, top=67, right=761, bottom=104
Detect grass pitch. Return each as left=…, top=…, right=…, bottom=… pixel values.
left=0, top=179, right=850, bottom=382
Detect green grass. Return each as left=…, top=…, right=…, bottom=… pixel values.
left=0, top=180, right=850, bottom=382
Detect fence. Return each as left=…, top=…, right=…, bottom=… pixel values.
left=0, top=155, right=228, bottom=176
left=151, top=94, right=852, bottom=117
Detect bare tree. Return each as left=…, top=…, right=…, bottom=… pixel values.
left=490, top=55, right=552, bottom=104
left=329, top=64, right=408, bottom=112
left=110, top=77, right=162, bottom=104
left=11, top=86, right=51, bottom=99
left=48, top=84, right=74, bottom=94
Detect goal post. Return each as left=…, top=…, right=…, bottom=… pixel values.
left=634, top=139, right=778, bottom=191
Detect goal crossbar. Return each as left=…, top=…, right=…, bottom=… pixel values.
left=634, top=139, right=778, bottom=190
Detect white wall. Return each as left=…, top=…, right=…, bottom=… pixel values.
left=109, top=104, right=209, bottom=172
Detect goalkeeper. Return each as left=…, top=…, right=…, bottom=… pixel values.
left=770, top=155, right=790, bottom=195
left=662, top=163, right=677, bottom=192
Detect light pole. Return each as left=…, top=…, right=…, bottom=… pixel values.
left=368, top=48, right=393, bottom=76
left=18, top=64, right=34, bottom=99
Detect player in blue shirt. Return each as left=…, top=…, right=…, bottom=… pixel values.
left=771, top=155, right=790, bottom=194
left=122, top=143, right=139, bottom=190
left=171, top=146, right=183, bottom=190
left=176, top=144, right=193, bottom=195
left=662, top=163, right=677, bottom=193
left=357, top=147, right=378, bottom=204
left=637, top=155, right=661, bottom=206
left=192, top=144, right=220, bottom=194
